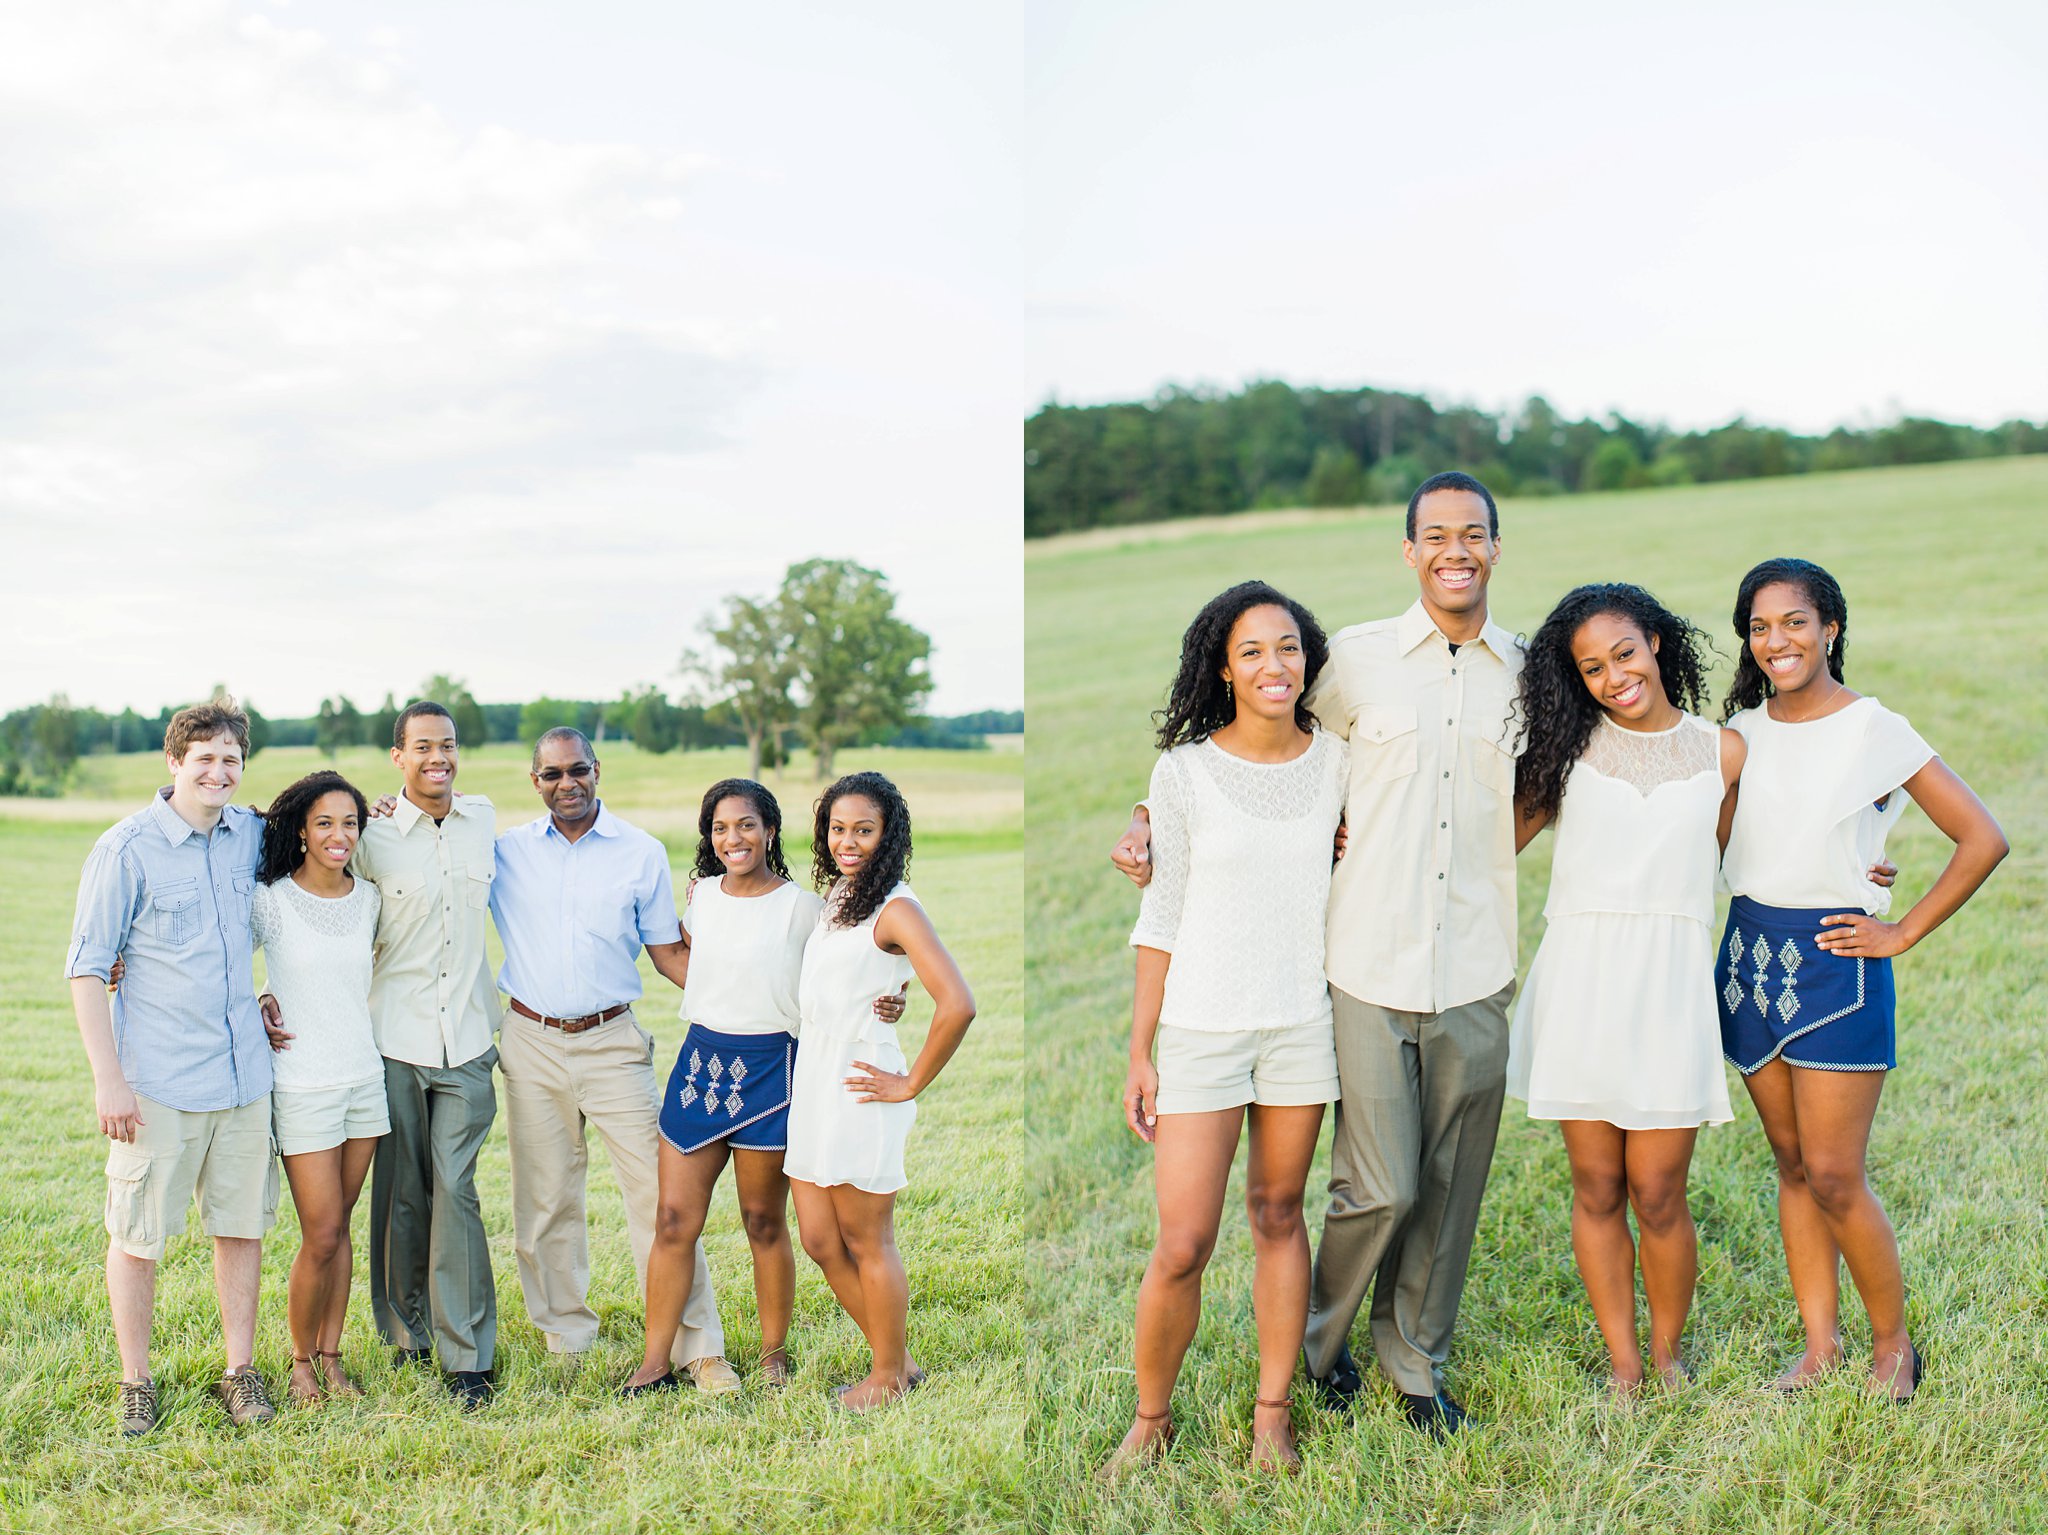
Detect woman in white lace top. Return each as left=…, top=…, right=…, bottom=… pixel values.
left=251, top=770, right=385, bottom=1406
left=1111, top=581, right=1345, bottom=1475
left=1506, top=584, right=1744, bottom=1399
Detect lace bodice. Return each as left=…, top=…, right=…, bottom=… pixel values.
left=1579, top=713, right=1721, bottom=795
left=252, top=877, right=385, bottom=1090
left=1132, top=728, right=1347, bottom=1032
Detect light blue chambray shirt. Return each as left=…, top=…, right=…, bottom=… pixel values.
left=64, top=789, right=273, bottom=1112
left=489, top=803, right=682, bottom=1018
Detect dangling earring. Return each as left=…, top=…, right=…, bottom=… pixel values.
left=299, top=838, right=307, bottom=852
left=1826, top=637, right=1835, bottom=659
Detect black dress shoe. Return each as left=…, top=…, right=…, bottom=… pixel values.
left=621, top=1370, right=679, bottom=1399
left=393, top=1347, right=432, bottom=1369
left=1305, top=1343, right=1364, bottom=1410
left=446, top=1370, right=496, bottom=1411
left=1399, top=1390, right=1471, bottom=1438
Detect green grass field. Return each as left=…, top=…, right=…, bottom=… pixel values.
left=0, top=744, right=1024, bottom=1533
left=1023, top=457, right=2048, bottom=1533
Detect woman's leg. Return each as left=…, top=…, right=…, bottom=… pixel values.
left=280, top=1145, right=346, bottom=1401
left=1112, top=1107, right=1242, bottom=1460
left=1558, top=1120, right=1642, bottom=1389
left=310, top=1135, right=379, bottom=1392
left=822, top=1185, right=911, bottom=1409
left=731, top=1148, right=795, bottom=1374
left=1621, top=1126, right=1700, bottom=1384
left=1786, top=1067, right=1914, bottom=1395
left=624, top=1138, right=728, bottom=1388
left=1244, top=1102, right=1324, bottom=1471
left=792, top=1178, right=924, bottom=1383
left=1743, top=1058, right=1844, bottom=1384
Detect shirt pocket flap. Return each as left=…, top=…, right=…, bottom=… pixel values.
left=151, top=878, right=199, bottom=915
left=1355, top=704, right=1418, bottom=744
left=1353, top=704, right=1420, bottom=782
left=466, top=869, right=493, bottom=908
left=384, top=875, right=421, bottom=902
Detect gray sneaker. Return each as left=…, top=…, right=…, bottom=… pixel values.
left=117, top=1378, right=159, bottom=1436
left=217, top=1366, right=277, bottom=1427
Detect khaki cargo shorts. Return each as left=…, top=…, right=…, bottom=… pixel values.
left=104, top=1092, right=278, bottom=1261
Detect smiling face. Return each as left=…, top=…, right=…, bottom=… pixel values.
left=167, top=730, right=244, bottom=817
left=531, top=735, right=599, bottom=826
left=392, top=710, right=458, bottom=805
left=1218, top=603, right=1306, bottom=725
left=826, top=793, right=886, bottom=879
left=299, top=789, right=360, bottom=873
left=1746, top=580, right=1838, bottom=696
left=1404, top=488, right=1499, bottom=629
left=1570, top=611, right=1671, bottom=725
left=710, top=793, right=768, bottom=877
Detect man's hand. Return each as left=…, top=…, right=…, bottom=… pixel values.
left=1111, top=812, right=1154, bottom=889
left=1868, top=858, right=1898, bottom=889
left=872, top=983, right=908, bottom=1024
left=96, top=1077, right=144, bottom=1143
left=369, top=794, right=399, bottom=819
left=1333, top=821, right=1349, bottom=862
left=259, top=993, right=294, bottom=1052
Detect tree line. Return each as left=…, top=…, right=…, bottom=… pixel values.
left=1024, top=381, right=2048, bottom=537
left=3, top=560, right=1017, bottom=794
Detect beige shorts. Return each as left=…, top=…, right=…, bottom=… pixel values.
left=273, top=1077, right=391, bottom=1157
left=1154, top=1021, right=1341, bottom=1115
left=104, top=1093, right=279, bottom=1261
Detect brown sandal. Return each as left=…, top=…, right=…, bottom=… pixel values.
left=287, top=1354, right=323, bottom=1407
left=758, top=1346, right=791, bottom=1389
left=1252, top=1394, right=1300, bottom=1474
left=1101, top=1403, right=1175, bottom=1479
left=315, top=1349, right=364, bottom=1399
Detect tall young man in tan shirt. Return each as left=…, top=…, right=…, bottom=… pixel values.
left=350, top=702, right=502, bottom=1409
left=1115, top=472, right=1521, bottom=1435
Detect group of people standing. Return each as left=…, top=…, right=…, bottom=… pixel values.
left=67, top=698, right=973, bottom=1434
left=1109, top=471, right=2006, bottom=1472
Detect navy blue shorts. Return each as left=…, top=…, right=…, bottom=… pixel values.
left=1717, top=896, right=1896, bottom=1074
left=658, top=1024, right=797, bottom=1154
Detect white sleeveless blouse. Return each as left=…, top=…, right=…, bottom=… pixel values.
left=680, top=877, right=822, bottom=1037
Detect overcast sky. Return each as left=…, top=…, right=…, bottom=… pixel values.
left=1026, top=0, right=2048, bottom=433
left=2, top=0, right=1020, bottom=717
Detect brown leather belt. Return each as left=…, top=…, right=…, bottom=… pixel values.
left=509, top=997, right=630, bottom=1034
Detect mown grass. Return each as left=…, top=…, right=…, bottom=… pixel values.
left=0, top=747, right=1024, bottom=1534
left=1022, top=457, right=2048, bottom=1533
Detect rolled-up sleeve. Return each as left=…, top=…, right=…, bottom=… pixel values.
left=66, top=840, right=138, bottom=980
left=637, top=847, right=682, bottom=946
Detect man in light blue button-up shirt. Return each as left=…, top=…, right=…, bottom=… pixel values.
left=66, top=700, right=280, bottom=1432
left=488, top=727, right=732, bottom=1390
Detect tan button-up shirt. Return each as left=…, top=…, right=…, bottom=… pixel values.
left=352, top=790, right=498, bottom=1069
left=1306, top=600, right=1525, bottom=1013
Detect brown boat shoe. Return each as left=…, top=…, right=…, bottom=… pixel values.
left=217, top=1365, right=277, bottom=1427
left=117, top=1378, right=159, bottom=1436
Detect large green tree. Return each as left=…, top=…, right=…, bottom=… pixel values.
left=778, top=559, right=932, bottom=780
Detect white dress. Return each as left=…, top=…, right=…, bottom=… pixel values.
left=1507, top=714, right=1734, bottom=1130
left=783, top=881, right=919, bottom=1194
left=251, top=876, right=383, bottom=1092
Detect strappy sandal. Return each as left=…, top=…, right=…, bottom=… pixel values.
left=1251, top=1394, right=1299, bottom=1474
left=758, top=1346, right=792, bottom=1389
left=1100, top=1404, right=1175, bottom=1478
left=287, top=1354, right=323, bottom=1407
left=316, top=1349, right=364, bottom=1399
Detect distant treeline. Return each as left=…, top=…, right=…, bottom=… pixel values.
left=1024, top=381, right=2048, bottom=537
left=0, top=688, right=1022, bottom=797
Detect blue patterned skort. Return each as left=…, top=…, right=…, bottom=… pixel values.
left=1716, top=896, right=1896, bottom=1074
left=658, top=1024, right=798, bottom=1154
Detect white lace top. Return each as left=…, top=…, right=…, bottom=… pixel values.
left=1722, top=697, right=1934, bottom=913
left=1544, top=714, right=1725, bottom=927
left=1131, top=728, right=1348, bottom=1033
left=681, top=877, right=823, bottom=1037
left=251, top=877, right=384, bottom=1091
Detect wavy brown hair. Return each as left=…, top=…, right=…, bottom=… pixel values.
left=259, top=771, right=370, bottom=885
left=811, top=771, right=912, bottom=928
left=1153, top=580, right=1329, bottom=750
left=693, top=777, right=793, bottom=882
left=1722, top=557, right=1849, bottom=721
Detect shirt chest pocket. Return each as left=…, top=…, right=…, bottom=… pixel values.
left=1352, top=704, right=1419, bottom=782
left=1470, top=734, right=1517, bottom=797
left=151, top=878, right=201, bottom=946
left=464, top=868, right=493, bottom=910
left=230, top=869, right=257, bottom=924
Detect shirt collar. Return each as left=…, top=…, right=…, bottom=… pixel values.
left=392, top=789, right=478, bottom=832
left=150, top=785, right=211, bottom=845
left=1396, top=599, right=1515, bottom=663
left=541, top=801, right=618, bottom=841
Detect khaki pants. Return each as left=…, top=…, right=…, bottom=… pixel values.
left=1304, top=981, right=1512, bottom=1394
left=498, top=1005, right=723, bottom=1365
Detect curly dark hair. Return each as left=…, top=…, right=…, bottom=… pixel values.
left=259, top=771, right=370, bottom=885
left=1153, top=580, right=1330, bottom=750
left=1722, top=557, right=1850, bottom=721
left=693, top=777, right=794, bottom=882
left=811, top=771, right=912, bottom=928
left=1512, top=582, right=1714, bottom=824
